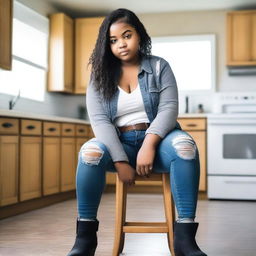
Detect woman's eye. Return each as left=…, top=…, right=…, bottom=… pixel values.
left=110, top=39, right=116, bottom=44
left=125, top=34, right=131, bottom=39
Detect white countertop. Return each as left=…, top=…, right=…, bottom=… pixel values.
left=0, top=110, right=90, bottom=124
left=0, top=109, right=209, bottom=124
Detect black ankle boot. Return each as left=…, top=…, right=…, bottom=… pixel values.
left=174, top=221, right=207, bottom=256
left=67, top=218, right=99, bottom=256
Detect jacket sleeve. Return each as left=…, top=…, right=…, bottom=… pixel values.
left=145, top=59, right=178, bottom=138
left=86, top=80, right=129, bottom=163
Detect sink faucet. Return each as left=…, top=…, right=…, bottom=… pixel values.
left=185, top=95, right=189, bottom=113
left=9, top=90, right=20, bottom=110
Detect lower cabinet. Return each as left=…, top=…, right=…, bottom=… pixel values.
left=43, top=137, right=61, bottom=196
left=20, top=136, right=42, bottom=201
left=61, top=137, right=76, bottom=192
left=0, top=136, right=19, bottom=206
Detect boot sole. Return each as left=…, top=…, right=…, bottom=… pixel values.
left=89, top=248, right=96, bottom=256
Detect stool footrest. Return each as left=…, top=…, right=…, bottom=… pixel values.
left=123, top=222, right=168, bottom=233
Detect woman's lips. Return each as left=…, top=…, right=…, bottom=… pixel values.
left=120, top=51, right=129, bottom=56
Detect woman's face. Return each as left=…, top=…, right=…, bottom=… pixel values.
left=109, top=21, right=140, bottom=64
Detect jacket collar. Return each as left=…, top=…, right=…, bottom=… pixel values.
left=139, top=54, right=153, bottom=74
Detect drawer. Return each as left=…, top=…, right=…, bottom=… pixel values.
left=21, top=120, right=42, bottom=135
left=43, top=122, right=61, bottom=136
left=0, top=118, right=19, bottom=134
left=178, top=118, right=206, bottom=131
left=62, top=123, right=75, bottom=136
left=76, top=124, right=88, bottom=137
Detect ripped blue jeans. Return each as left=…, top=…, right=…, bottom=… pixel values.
left=76, top=128, right=200, bottom=220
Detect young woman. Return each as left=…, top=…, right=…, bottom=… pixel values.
left=67, top=8, right=207, bottom=256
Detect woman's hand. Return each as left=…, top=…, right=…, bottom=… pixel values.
left=136, top=144, right=156, bottom=177
left=114, top=161, right=136, bottom=186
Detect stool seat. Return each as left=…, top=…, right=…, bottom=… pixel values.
left=112, top=173, right=176, bottom=256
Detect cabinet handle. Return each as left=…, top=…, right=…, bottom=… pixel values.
left=65, top=128, right=72, bottom=132
left=186, top=124, right=197, bottom=127
left=26, top=125, right=35, bottom=130
left=2, top=122, right=13, bottom=128
left=78, top=129, right=85, bottom=132
left=48, top=127, right=56, bottom=132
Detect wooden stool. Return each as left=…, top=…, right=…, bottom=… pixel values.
left=112, top=173, right=176, bottom=256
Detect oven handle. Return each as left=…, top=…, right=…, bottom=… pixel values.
left=208, top=119, right=256, bottom=125
left=224, top=180, right=256, bottom=184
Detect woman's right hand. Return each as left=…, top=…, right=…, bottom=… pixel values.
left=114, top=161, right=136, bottom=186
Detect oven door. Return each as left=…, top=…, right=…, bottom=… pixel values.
left=208, top=117, right=256, bottom=176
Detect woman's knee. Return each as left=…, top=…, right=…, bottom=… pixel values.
left=80, top=138, right=108, bottom=166
left=166, top=131, right=198, bottom=160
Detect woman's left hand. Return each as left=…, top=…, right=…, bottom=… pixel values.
left=136, top=144, right=156, bottom=177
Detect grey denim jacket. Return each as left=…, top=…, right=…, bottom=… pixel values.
left=86, top=54, right=180, bottom=163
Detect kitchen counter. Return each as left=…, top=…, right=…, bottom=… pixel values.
left=0, top=109, right=208, bottom=124
left=0, top=109, right=90, bottom=124
left=178, top=113, right=208, bottom=118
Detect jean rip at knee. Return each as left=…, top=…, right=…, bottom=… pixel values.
left=80, top=143, right=104, bottom=166
left=172, top=134, right=197, bottom=160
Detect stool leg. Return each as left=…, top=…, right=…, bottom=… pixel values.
left=162, top=173, right=176, bottom=256
left=113, top=175, right=127, bottom=256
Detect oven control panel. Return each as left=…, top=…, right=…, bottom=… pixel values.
left=213, top=93, right=256, bottom=113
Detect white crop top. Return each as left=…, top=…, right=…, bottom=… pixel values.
left=114, top=84, right=150, bottom=127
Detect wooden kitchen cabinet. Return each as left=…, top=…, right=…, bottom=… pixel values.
left=61, top=137, right=76, bottom=191
left=0, top=136, right=19, bottom=206
left=48, top=13, right=74, bottom=93
left=20, top=136, right=42, bottom=201
left=75, top=17, right=104, bottom=94
left=0, top=0, right=13, bottom=70
left=227, top=10, right=256, bottom=66
left=0, top=114, right=90, bottom=219
left=60, top=124, right=76, bottom=192
left=0, top=118, right=19, bottom=206
left=178, top=118, right=207, bottom=191
left=43, top=122, right=61, bottom=196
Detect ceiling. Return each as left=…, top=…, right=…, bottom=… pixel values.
left=43, top=0, right=256, bottom=17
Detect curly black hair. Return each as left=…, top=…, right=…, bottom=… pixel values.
left=88, top=8, right=152, bottom=101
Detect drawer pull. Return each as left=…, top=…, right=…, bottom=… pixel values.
left=26, top=125, right=35, bottom=130
left=186, top=124, right=197, bottom=127
left=48, top=127, right=56, bottom=132
left=78, top=129, right=85, bottom=132
left=65, top=128, right=72, bottom=132
left=2, top=122, right=13, bottom=128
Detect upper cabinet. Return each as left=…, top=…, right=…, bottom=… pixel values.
left=48, top=13, right=74, bottom=93
left=75, top=17, right=104, bottom=94
left=48, top=13, right=104, bottom=94
left=227, top=10, right=256, bottom=66
left=0, top=0, right=13, bottom=70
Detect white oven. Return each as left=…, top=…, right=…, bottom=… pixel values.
left=207, top=93, right=256, bottom=200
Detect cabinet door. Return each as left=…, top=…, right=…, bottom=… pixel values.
left=20, top=137, right=42, bottom=201
left=188, top=131, right=206, bottom=192
left=227, top=11, right=256, bottom=66
left=48, top=13, right=74, bottom=92
left=61, top=137, right=76, bottom=191
left=43, top=137, right=60, bottom=195
left=75, top=17, right=104, bottom=94
left=0, top=136, right=19, bottom=206
left=252, top=13, right=256, bottom=61
left=0, top=0, right=13, bottom=70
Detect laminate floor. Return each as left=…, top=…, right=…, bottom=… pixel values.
left=0, top=193, right=255, bottom=256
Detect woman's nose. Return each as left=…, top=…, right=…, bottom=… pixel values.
left=118, top=39, right=127, bottom=48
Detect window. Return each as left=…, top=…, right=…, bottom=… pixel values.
left=0, top=1, right=49, bottom=101
left=151, top=34, right=216, bottom=93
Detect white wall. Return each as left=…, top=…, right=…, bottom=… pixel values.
left=139, top=10, right=256, bottom=113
